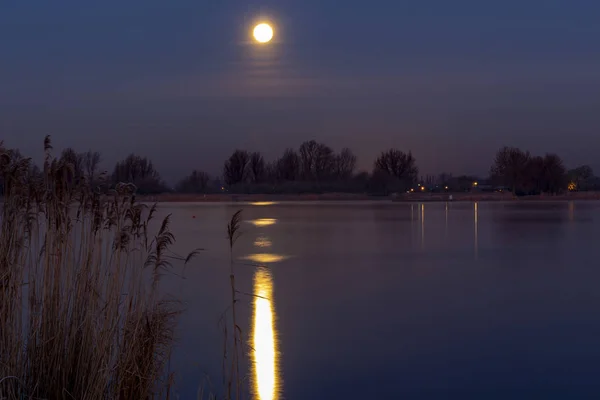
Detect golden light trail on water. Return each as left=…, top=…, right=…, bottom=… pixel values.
left=254, top=237, right=273, bottom=248
left=248, top=218, right=277, bottom=227
left=252, top=268, right=279, bottom=400
left=242, top=253, right=288, bottom=264
left=250, top=201, right=278, bottom=206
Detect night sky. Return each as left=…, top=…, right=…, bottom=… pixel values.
left=2, top=0, right=600, bottom=183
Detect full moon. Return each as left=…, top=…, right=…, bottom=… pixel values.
left=253, top=23, right=273, bottom=43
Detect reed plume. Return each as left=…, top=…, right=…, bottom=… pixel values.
left=0, top=137, right=199, bottom=400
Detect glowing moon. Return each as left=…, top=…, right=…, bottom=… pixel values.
left=253, top=23, right=274, bottom=43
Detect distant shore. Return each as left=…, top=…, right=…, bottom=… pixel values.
left=139, top=191, right=600, bottom=203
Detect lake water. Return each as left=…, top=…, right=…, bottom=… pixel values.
left=157, top=201, right=600, bottom=399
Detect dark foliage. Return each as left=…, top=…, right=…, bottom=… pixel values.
left=249, top=152, right=266, bottom=183
left=274, top=148, right=300, bottom=182
left=223, top=150, right=250, bottom=186
left=176, top=170, right=211, bottom=193
left=490, top=147, right=531, bottom=193
left=112, top=154, right=165, bottom=194
left=491, top=147, right=567, bottom=194
left=373, top=149, right=418, bottom=191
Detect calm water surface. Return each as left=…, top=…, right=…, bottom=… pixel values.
left=158, top=201, right=600, bottom=399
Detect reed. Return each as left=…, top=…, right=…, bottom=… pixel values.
left=0, top=137, right=199, bottom=399
left=224, top=210, right=243, bottom=400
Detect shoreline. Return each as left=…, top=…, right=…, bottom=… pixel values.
left=139, top=192, right=600, bottom=203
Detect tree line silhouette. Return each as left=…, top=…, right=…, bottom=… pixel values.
left=1, top=139, right=598, bottom=195
left=174, top=141, right=421, bottom=195
left=490, top=147, right=566, bottom=195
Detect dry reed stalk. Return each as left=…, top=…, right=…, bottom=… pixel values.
left=0, top=137, right=200, bottom=400
left=224, top=210, right=243, bottom=400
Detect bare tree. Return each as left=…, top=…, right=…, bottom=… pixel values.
left=299, top=140, right=319, bottom=180
left=176, top=170, right=211, bottom=193
left=525, top=155, right=544, bottom=194
left=570, top=165, right=594, bottom=181
left=275, top=148, right=300, bottom=181
left=568, top=165, right=594, bottom=190
left=249, top=152, right=266, bottom=183
left=112, top=154, right=164, bottom=194
left=334, top=148, right=357, bottom=179
left=298, top=140, right=336, bottom=181
left=490, top=146, right=530, bottom=194
left=223, top=150, right=250, bottom=186
left=540, top=153, right=566, bottom=194
left=314, top=143, right=335, bottom=181
left=60, top=147, right=85, bottom=185
left=374, top=149, right=418, bottom=186
left=0, top=143, right=32, bottom=195
left=265, top=161, right=278, bottom=182
left=83, top=150, right=101, bottom=184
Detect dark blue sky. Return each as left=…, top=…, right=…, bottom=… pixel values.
left=2, top=0, right=599, bottom=182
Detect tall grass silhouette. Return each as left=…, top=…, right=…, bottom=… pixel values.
left=0, top=137, right=199, bottom=399
left=223, top=210, right=244, bottom=400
